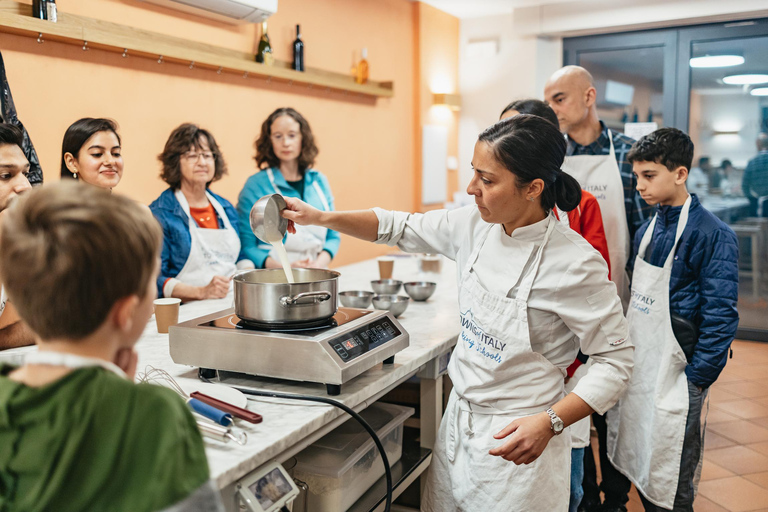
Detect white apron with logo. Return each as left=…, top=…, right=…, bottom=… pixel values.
left=266, top=168, right=329, bottom=263
left=606, top=196, right=692, bottom=509
left=174, top=189, right=240, bottom=287
left=561, top=131, right=630, bottom=309
left=422, top=216, right=570, bottom=512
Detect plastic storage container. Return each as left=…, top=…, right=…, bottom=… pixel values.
left=293, top=402, right=414, bottom=512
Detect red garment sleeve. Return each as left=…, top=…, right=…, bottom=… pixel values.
left=575, top=191, right=612, bottom=280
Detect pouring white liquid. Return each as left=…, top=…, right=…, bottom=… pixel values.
left=271, top=239, right=295, bottom=284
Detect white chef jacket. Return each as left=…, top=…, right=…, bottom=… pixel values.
left=373, top=205, right=633, bottom=414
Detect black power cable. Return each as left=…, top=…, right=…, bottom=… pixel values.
left=199, top=369, right=393, bottom=512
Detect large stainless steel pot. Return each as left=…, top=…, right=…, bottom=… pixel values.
left=234, top=268, right=340, bottom=326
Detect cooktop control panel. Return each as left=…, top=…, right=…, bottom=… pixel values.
left=328, top=317, right=402, bottom=363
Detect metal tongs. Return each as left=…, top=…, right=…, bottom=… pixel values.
left=196, top=418, right=248, bottom=446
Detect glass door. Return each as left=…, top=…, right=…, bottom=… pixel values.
left=677, top=21, right=768, bottom=340
left=563, top=30, right=679, bottom=131
left=565, top=19, right=768, bottom=341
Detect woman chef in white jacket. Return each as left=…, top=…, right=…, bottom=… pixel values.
left=282, top=115, right=634, bottom=511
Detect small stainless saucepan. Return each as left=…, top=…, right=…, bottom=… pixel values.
left=234, top=268, right=340, bottom=326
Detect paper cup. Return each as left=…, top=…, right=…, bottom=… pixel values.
left=418, top=254, right=442, bottom=274
left=154, top=298, right=181, bottom=333
left=377, top=257, right=395, bottom=279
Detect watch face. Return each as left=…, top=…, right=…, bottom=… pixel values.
left=554, top=419, right=565, bottom=433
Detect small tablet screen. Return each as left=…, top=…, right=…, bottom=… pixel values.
left=249, top=467, right=294, bottom=509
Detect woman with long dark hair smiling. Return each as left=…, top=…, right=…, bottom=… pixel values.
left=280, top=115, right=634, bottom=511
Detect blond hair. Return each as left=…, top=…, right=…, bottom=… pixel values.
left=0, top=181, right=162, bottom=340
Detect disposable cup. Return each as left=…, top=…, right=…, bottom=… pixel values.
left=377, top=257, right=395, bottom=279
left=154, top=298, right=181, bottom=333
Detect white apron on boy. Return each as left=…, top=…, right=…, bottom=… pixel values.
left=266, top=168, right=329, bottom=263
left=561, top=131, right=630, bottom=309
left=606, top=196, right=692, bottom=509
left=422, top=215, right=570, bottom=512
left=173, top=189, right=240, bottom=288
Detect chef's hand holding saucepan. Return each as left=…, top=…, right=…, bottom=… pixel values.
left=281, top=197, right=381, bottom=242
left=281, top=196, right=323, bottom=234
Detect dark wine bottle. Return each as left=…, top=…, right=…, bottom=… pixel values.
left=292, top=24, right=304, bottom=72
left=255, top=21, right=274, bottom=66
left=32, top=0, right=47, bottom=20
left=632, top=107, right=639, bottom=122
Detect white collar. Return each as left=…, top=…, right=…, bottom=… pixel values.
left=24, top=350, right=128, bottom=379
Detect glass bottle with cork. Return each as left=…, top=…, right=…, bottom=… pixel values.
left=256, top=21, right=274, bottom=66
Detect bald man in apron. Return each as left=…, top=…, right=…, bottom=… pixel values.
left=545, top=65, right=653, bottom=512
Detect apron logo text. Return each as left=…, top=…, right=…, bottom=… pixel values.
left=630, top=290, right=656, bottom=314
left=460, top=311, right=507, bottom=354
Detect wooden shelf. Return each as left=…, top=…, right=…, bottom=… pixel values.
left=0, top=0, right=394, bottom=98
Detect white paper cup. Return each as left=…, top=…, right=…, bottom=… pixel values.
left=154, top=298, right=181, bottom=333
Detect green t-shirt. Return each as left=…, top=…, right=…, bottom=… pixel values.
left=0, top=365, right=210, bottom=512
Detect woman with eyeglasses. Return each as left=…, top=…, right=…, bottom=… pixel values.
left=149, top=123, right=253, bottom=302
left=237, top=107, right=340, bottom=269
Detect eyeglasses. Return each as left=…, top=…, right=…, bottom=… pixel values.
left=183, top=151, right=215, bottom=162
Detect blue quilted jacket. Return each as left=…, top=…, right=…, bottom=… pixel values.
left=627, top=194, right=739, bottom=388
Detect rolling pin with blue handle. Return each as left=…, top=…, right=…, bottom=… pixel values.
left=188, top=398, right=233, bottom=426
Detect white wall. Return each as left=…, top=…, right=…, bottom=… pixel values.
left=457, top=14, right=562, bottom=191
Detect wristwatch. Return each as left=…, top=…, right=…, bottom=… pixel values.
left=546, top=408, right=565, bottom=435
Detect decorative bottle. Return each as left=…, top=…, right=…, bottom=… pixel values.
left=292, top=24, right=304, bottom=72
left=256, top=21, right=274, bottom=66
left=355, top=47, right=369, bottom=85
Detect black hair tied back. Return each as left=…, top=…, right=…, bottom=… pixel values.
left=479, top=115, right=582, bottom=212
left=553, top=169, right=581, bottom=212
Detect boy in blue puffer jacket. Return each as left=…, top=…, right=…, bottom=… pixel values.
left=606, top=128, right=738, bottom=512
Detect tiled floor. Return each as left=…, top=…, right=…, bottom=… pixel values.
left=592, top=340, right=768, bottom=512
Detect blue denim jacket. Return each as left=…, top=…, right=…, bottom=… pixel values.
left=236, top=168, right=341, bottom=268
left=149, top=188, right=249, bottom=297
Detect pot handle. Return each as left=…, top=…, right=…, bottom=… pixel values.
left=280, top=291, right=332, bottom=307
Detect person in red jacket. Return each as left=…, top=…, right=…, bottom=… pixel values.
left=501, top=99, right=612, bottom=512
left=501, top=100, right=611, bottom=274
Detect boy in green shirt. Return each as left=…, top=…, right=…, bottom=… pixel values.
left=0, top=181, right=223, bottom=512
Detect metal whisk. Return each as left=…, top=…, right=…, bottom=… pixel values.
left=138, top=365, right=247, bottom=445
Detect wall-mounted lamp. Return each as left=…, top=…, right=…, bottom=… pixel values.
left=433, top=93, right=461, bottom=111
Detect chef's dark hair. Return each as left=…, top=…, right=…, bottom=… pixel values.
left=478, top=114, right=581, bottom=212
left=60, top=118, right=121, bottom=179
left=500, top=99, right=560, bottom=129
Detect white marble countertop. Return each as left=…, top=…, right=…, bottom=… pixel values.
left=0, top=254, right=460, bottom=489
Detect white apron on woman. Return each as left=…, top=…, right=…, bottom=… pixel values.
left=606, top=196, right=692, bottom=509
left=561, top=132, right=630, bottom=309
left=173, top=190, right=240, bottom=287
left=266, top=168, right=329, bottom=262
left=422, top=216, right=571, bottom=512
